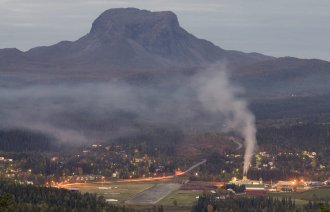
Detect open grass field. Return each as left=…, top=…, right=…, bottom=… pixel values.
left=63, top=181, right=203, bottom=211
left=64, top=181, right=198, bottom=212
left=64, top=181, right=155, bottom=203
left=64, top=181, right=330, bottom=211
left=158, top=190, right=203, bottom=206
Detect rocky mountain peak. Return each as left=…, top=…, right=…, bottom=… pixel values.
left=0, top=8, right=273, bottom=77
left=89, top=8, right=180, bottom=42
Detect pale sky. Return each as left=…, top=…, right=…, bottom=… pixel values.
left=0, top=0, right=329, bottom=61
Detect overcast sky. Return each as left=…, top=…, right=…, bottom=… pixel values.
left=0, top=0, right=329, bottom=61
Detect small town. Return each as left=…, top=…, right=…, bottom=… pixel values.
left=0, top=141, right=329, bottom=211
left=0, top=1, right=330, bottom=211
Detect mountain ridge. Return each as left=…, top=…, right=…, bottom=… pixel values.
left=0, top=8, right=272, bottom=75
left=0, top=8, right=330, bottom=98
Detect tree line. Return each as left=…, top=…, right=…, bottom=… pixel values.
left=192, top=194, right=330, bottom=212
left=0, top=129, right=55, bottom=152
left=0, top=180, right=136, bottom=212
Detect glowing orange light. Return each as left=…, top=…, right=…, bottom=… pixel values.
left=175, top=170, right=184, bottom=176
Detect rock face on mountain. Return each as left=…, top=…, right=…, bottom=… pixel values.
left=0, top=8, right=270, bottom=76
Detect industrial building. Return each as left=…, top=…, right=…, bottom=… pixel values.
left=229, top=176, right=266, bottom=195
left=245, top=183, right=266, bottom=195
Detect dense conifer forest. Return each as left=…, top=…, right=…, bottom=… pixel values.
left=0, top=180, right=135, bottom=211
left=192, top=195, right=330, bottom=212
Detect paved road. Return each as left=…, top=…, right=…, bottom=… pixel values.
left=232, top=139, right=243, bottom=150
left=181, top=159, right=207, bottom=175
left=125, top=159, right=207, bottom=205
left=125, top=183, right=182, bottom=205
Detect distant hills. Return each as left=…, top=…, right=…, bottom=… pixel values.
left=233, top=57, right=330, bottom=98
left=0, top=8, right=330, bottom=119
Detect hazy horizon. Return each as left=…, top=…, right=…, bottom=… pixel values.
left=0, top=0, right=329, bottom=61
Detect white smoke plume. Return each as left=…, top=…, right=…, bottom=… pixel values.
left=196, top=66, right=257, bottom=175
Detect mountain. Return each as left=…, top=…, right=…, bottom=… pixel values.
left=0, top=8, right=330, bottom=101
left=0, top=8, right=270, bottom=78
left=233, top=57, right=330, bottom=97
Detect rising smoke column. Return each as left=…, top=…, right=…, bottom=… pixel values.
left=196, top=67, right=257, bottom=175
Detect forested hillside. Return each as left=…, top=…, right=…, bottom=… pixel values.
left=0, top=130, right=55, bottom=152
left=257, top=123, right=330, bottom=150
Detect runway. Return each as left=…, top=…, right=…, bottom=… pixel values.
left=125, top=183, right=182, bottom=205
